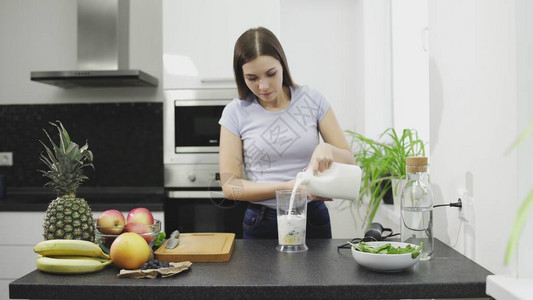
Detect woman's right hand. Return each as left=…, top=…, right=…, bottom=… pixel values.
left=282, top=179, right=331, bottom=201
left=308, top=143, right=334, bottom=173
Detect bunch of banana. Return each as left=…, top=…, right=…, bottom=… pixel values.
left=34, top=239, right=111, bottom=274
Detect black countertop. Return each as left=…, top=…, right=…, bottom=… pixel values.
left=9, top=239, right=492, bottom=299
left=0, top=187, right=164, bottom=212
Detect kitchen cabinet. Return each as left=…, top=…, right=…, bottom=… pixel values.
left=162, top=0, right=280, bottom=89
left=0, top=212, right=45, bottom=300
left=0, top=211, right=163, bottom=300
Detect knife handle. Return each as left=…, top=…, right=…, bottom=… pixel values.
left=165, top=230, right=180, bottom=249
left=169, top=230, right=180, bottom=240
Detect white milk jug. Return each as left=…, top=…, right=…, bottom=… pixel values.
left=296, top=163, right=362, bottom=201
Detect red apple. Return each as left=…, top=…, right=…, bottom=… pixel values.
left=126, top=207, right=154, bottom=226
left=124, top=222, right=153, bottom=244
left=96, top=209, right=126, bottom=235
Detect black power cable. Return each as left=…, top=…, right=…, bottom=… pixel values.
left=433, top=198, right=462, bottom=208
left=338, top=200, right=463, bottom=250
left=337, top=223, right=400, bottom=249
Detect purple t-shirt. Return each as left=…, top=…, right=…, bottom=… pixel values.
left=219, top=85, right=330, bottom=208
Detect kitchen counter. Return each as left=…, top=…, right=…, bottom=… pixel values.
left=9, top=238, right=491, bottom=299
left=0, top=187, right=164, bottom=212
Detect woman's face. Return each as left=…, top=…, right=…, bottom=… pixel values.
left=242, top=55, right=284, bottom=103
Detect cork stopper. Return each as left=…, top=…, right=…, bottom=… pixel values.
left=406, top=156, right=428, bottom=173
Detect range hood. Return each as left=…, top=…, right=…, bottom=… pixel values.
left=31, top=0, right=158, bottom=88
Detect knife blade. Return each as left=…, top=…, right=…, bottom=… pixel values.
left=165, top=230, right=180, bottom=249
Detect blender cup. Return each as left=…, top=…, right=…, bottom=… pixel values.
left=276, top=190, right=308, bottom=252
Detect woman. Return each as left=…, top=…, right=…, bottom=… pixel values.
left=219, top=27, right=354, bottom=239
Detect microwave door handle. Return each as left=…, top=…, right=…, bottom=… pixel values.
left=167, top=190, right=226, bottom=199
left=200, top=78, right=235, bottom=84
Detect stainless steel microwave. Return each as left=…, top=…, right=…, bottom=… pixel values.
left=163, top=88, right=237, bottom=166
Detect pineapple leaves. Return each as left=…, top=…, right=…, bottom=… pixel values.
left=37, top=121, right=94, bottom=197
left=56, top=120, right=71, bottom=150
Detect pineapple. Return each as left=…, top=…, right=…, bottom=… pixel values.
left=38, top=121, right=95, bottom=242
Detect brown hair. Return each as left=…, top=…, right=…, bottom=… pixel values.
left=233, top=27, right=296, bottom=99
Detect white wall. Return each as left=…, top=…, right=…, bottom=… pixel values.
left=391, top=0, right=430, bottom=146
left=280, top=0, right=362, bottom=239
left=281, top=0, right=393, bottom=238
left=359, top=0, right=393, bottom=139
left=0, top=0, right=163, bottom=104
left=516, top=0, right=533, bottom=279
left=428, top=0, right=531, bottom=277
left=280, top=0, right=360, bottom=134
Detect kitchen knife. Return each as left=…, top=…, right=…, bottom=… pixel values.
left=166, top=230, right=180, bottom=249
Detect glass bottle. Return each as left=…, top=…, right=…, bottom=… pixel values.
left=400, top=156, right=434, bottom=260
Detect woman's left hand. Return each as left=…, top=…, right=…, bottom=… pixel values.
left=309, top=144, right=334, bottom=173
left=309, top=193, right=333, bottom=201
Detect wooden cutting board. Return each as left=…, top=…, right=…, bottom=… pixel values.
left=154, top=232, right=235, bottom=263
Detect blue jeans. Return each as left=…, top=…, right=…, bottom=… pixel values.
left=243, top=201, right=332, bottom=239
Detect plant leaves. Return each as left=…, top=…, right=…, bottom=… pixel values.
left=505, top=188, right=533, bottom=264
left=345, top=128, right=427, bottom=227
left=505, top=120, right=533, bottom=155
left=503, top=119, right=533, bottom=264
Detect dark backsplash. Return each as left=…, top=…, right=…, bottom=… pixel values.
left=0, top=102, right=163, bottom=189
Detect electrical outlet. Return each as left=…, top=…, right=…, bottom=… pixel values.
left=0, top=152, right=13, bottom=166
left=458, top=198, right=466, bottom=220
left=458, top=189, right=473, bottom=222
left=457, top=188, right=476, bottom=259
left=458, top=197, right=468, bottom=221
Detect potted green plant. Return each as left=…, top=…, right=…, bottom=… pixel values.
left=486, top=121, right=533, bottom=298
left=505, top=120, right=533, bottom=264
left=345, top=128, right=427, bottom=228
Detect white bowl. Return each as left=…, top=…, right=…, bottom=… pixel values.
left=351, top=241, right=421, bottom=272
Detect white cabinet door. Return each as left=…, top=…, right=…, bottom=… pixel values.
left=0, top=212, right=45, bottom=300
left=0, top=212, right=45, bottom=245
left=163, top=0, right=280, bottom=89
